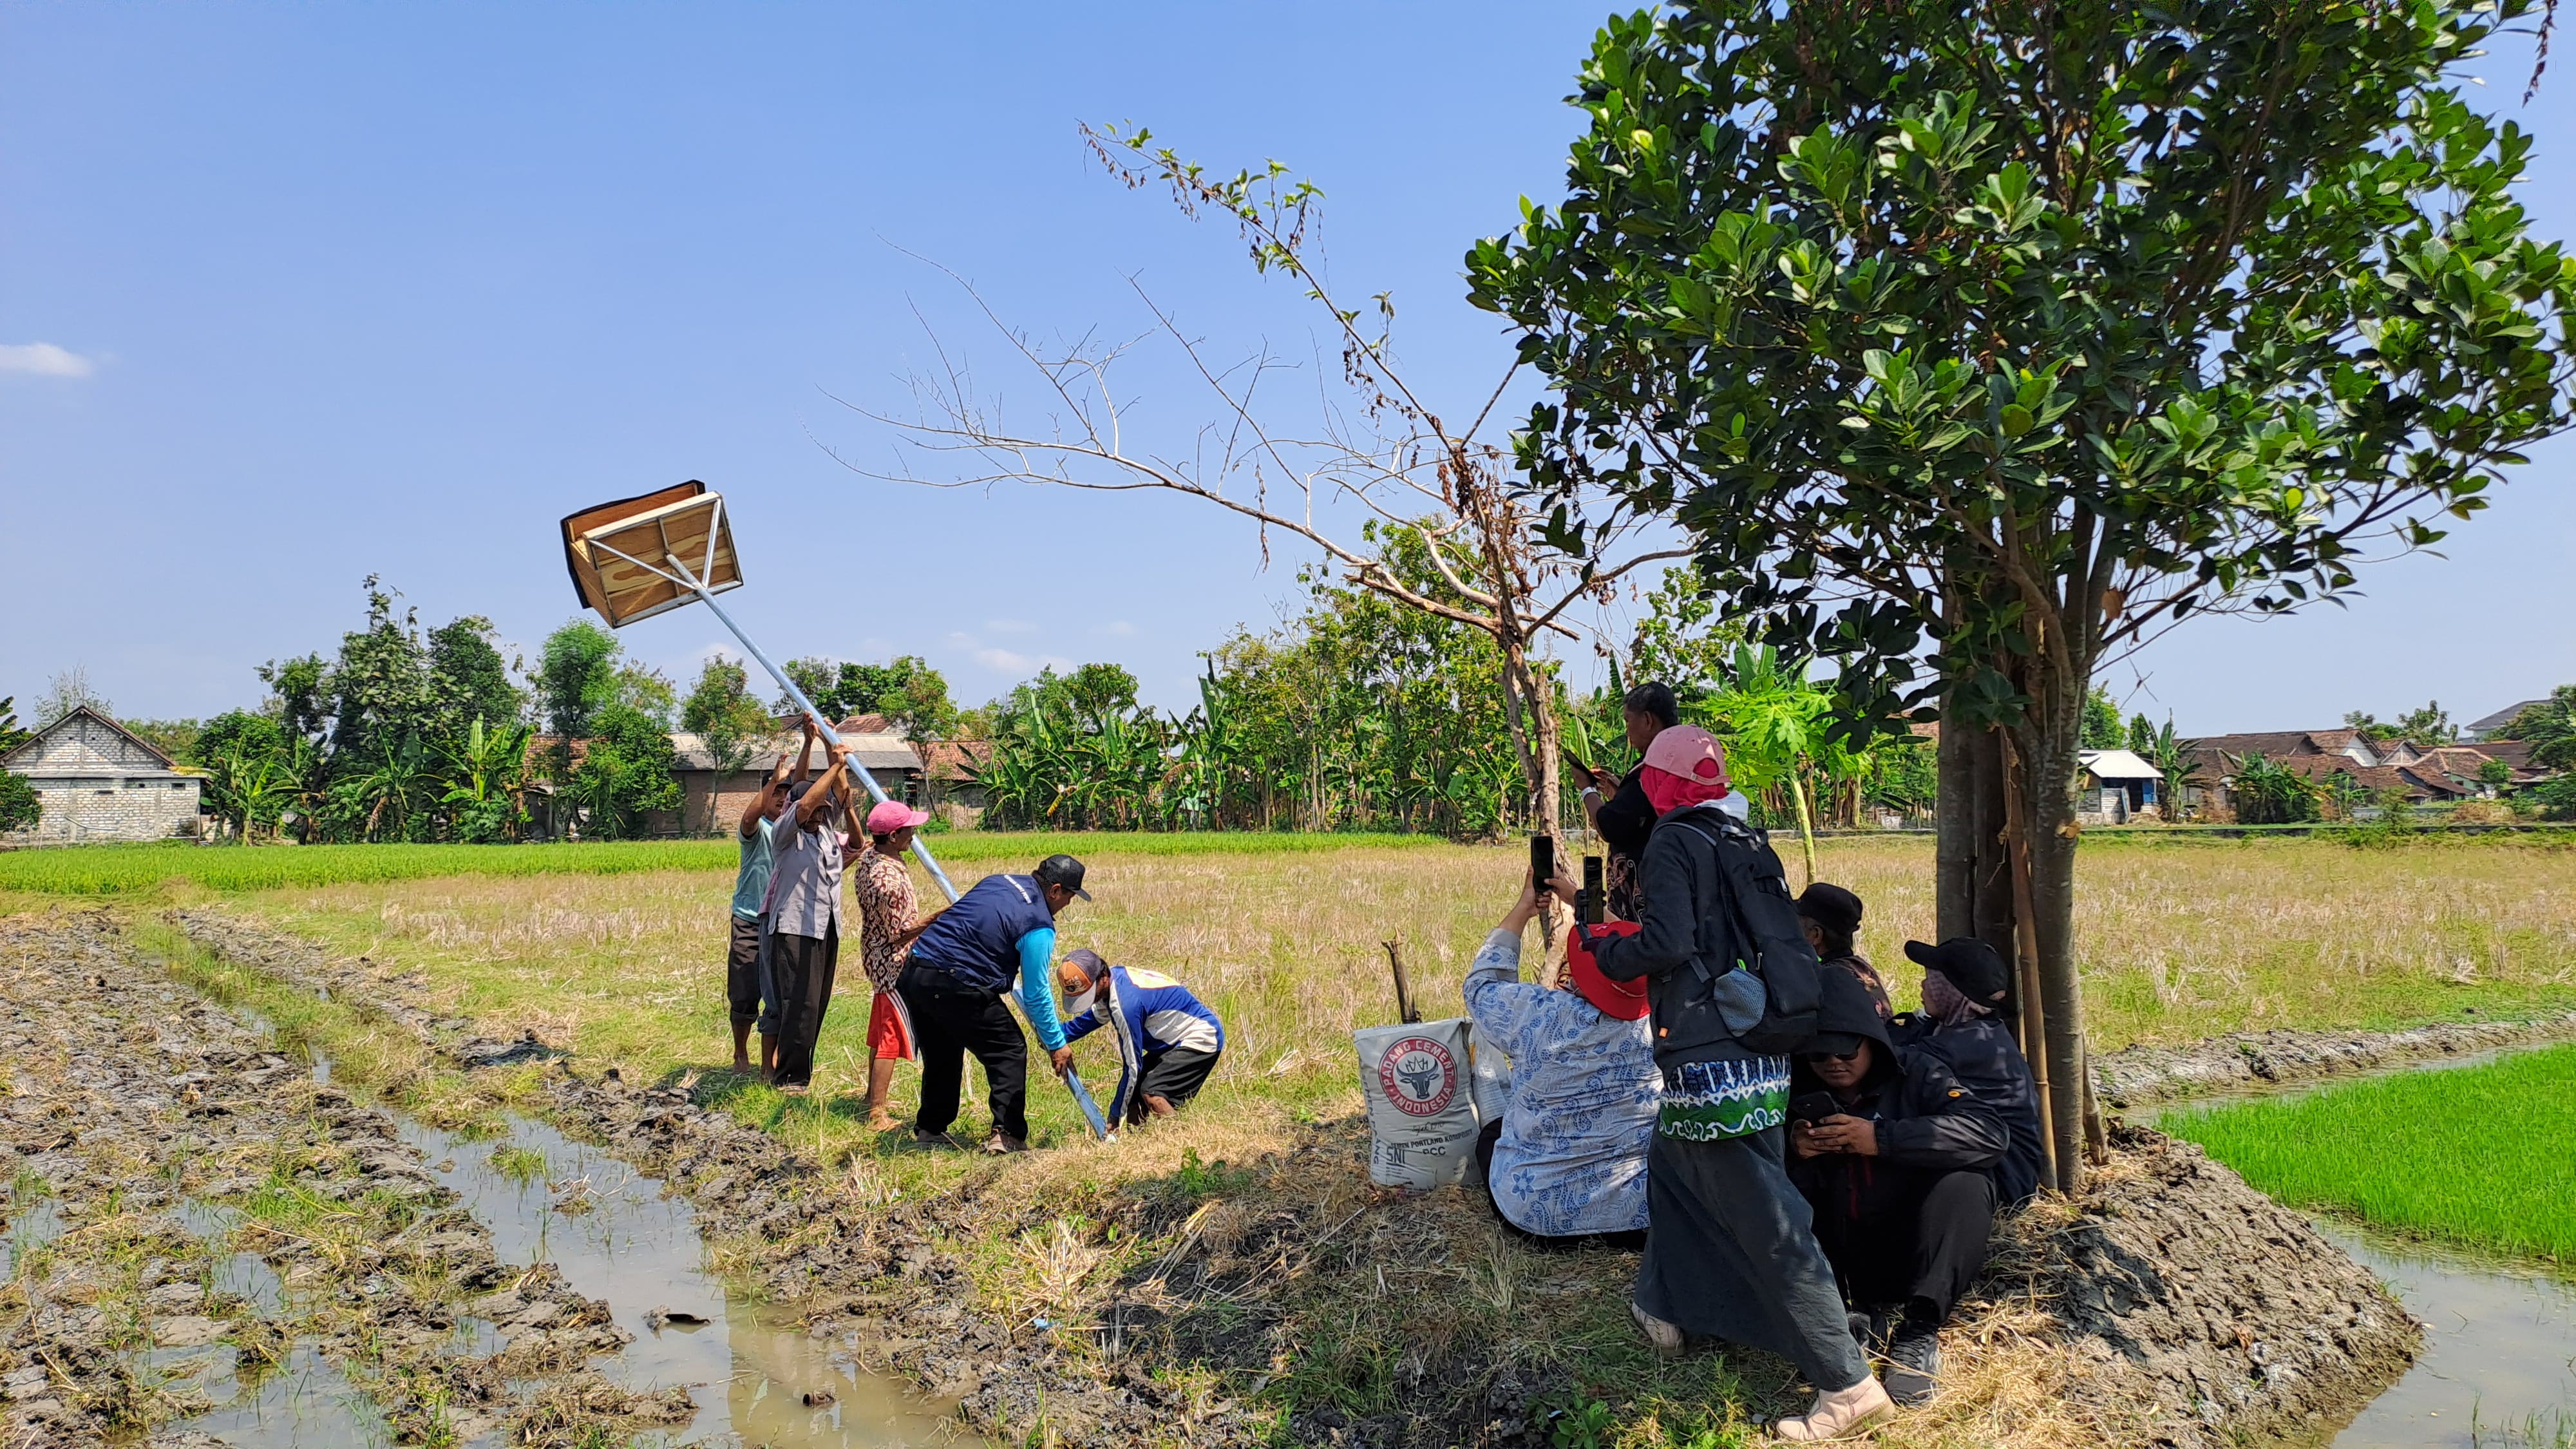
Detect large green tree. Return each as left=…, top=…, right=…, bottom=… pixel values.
left=1472, top=0, right=2576, bottom=1188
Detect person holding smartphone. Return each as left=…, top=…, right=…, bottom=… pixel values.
left=1788, top=969, right=2012, bottom=1408
left=1577, top=682, right=1747, bottom=920
left=1463, top=867, right=1660, bottom=1250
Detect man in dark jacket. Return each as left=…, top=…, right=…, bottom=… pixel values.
left=1888, top=936, right=2045, bottom=1206
left=1790, top=969, right=2010, bottom=1406
left=895, top=855, right=1090, bottom=1153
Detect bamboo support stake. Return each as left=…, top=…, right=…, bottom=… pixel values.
left=1382, top=940, right=1421, bottom=1025
left=1998, top=729, right=2061, bottom=1193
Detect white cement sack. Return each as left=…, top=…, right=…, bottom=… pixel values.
left=1354, top=1018, right=1483, bottom=1189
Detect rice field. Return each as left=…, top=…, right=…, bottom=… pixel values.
left=0, top=830, right=1441, bottom=896
left=2162, top=1043, right=2576, bottom=1265
left=44, top=831, right=2553, bottom=1133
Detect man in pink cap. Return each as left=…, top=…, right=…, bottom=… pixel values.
left=850, top=796, right=931, bottom=1131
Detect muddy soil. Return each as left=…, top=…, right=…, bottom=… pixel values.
left=166, top=906, right=1203, bottom=1449
left=2029, top=1125, right=2420, bottom=1448
left=0, top=912, right=692, bottom=1448
left=158, top=907, right=2423, bottom=1449
left=2094, top=1012, right=2576, bottom=1106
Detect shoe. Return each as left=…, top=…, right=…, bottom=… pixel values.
left=1771, top=1376, right=1893, bottom=1441
left=980, top=1133, right=1029, bottom=1155
left=1631, top=1301, right=1683, bottom=1354
left=1882, top=1327, right=1941, bottom=1407
left=1846, top=1308, right=1893, bottom=1359
left=912, top=1128, right=958, bottom=1150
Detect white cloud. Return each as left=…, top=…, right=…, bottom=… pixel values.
left=1095, top=620, right=1137, bottom=638
left=0, top=343, right=96, bottom=378
left=974, top=646, right=1036, bottom=672
left=984, top=618, right=1036, bottom=635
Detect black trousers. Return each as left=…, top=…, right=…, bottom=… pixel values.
left=899, top=967, right=1028, bottom=1141
left=1131, top=1045, right=1222, bottom=1121
left=1804, top=1166, right=1996, bottom=1325
left=766, top=924, right=839, bottom=1088
left=1472, top=1119, right=1649, bottom=1253
left=725, top=915, right=763, bottom=1027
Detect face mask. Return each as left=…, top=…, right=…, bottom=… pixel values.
left=1064, top=985, right=1098, bottom=1018
left=1920, top=969, right=1989, bottom=1026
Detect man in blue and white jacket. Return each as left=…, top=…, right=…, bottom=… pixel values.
left=1054, top=949, right=1225, bottom=1127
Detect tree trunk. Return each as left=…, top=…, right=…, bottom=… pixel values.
left=1497, top=634, right=1565, bottom=949
left=1786, top=770, right=1819, bottom=887
left=1938, top=686, right=2094, bottom=1193
left=1933, top=715, right=2014, bottom=956
left=2015, top=710, right=2093, bottom=1195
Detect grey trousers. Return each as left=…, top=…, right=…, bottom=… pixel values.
left=1636, top=1127, right=1873, bottom=1392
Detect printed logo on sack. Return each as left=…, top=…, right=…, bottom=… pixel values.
left=1377, top=1036, right=1456, bottom=1116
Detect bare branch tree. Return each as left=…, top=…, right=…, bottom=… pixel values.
left=828, top=124, right=1689, bottom=879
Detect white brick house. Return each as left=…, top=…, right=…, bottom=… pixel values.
left=2, top=706, right=203, bottom=845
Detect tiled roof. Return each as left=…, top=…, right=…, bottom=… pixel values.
left=918, top=739, right=994, bottom=781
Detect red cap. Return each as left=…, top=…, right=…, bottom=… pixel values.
left=1567, top=920, right=1650, bottom=1020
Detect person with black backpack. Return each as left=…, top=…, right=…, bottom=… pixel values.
left=1573, top=724, right=1891, bottom=1441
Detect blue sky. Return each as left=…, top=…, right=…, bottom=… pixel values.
left=4, top=4, right=2570, bottom=736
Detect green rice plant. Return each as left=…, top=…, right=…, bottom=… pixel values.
left=0, top=831, right=1443, bottom=897
left=488, top=1145, right=548, bottom=1185
left=2164, top=1044, right=2576, bottom=1265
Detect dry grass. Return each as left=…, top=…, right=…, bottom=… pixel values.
left=229, top=835, right=2576, bottom=1083
left=160, top=834, right=2576, bottom=1444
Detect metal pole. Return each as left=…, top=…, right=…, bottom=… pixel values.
left=668, top=558, right=962, bottom=905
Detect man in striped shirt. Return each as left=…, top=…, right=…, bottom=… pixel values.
left=1054, top=949, right=1224, bottom=1126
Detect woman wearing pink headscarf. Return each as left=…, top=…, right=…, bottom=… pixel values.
left=1565, top=724, right=1890, bottom=1440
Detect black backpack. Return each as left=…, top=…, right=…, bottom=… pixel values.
left=1659, top=807, right=1824, bottom=1056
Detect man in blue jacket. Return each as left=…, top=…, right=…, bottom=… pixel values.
left=895, top=854, right=1090, bottom=1153
left=1054, top=949, right=1224, bottom=1127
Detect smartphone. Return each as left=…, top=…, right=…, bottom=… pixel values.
left=1560, top=740, right=1595, bottom=779
left=1582, top=855, right=1605, bottom=925
left=1530, top=832, right=1555, bottom=890
left=1789, top=1091, right=1841, bottom=1127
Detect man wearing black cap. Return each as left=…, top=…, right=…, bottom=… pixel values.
left=1890, top=937, right=2045, bottom=1206
left=895, top=854, right=1092, bottom=1153
left=1795, top=882, right=1890, bottom=1019
left=1789, top=968, right=2012, bottom=1406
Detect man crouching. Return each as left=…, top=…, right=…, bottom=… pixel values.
left=1054, top=949, right=1224, bottom=1127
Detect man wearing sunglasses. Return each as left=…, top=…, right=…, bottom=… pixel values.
left=1787, top=969, right=2012, bottom=1408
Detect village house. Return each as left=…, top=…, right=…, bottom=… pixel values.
left=2076, top=748, right=2165, bottom=824
left=2179, top=725, right=2550, bottom=820
left=915, top=738, right=994, bottom=828
left=667, top=714, right=924, bottom=836
left=1, top=706, right=203, bottom=846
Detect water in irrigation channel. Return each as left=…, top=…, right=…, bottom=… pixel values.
left=399, top=1109, right=972, bottom=1448
left=2302, top=1227, right=2576, bottom=1449
left=160, top=1037, right=974, bottom=1448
